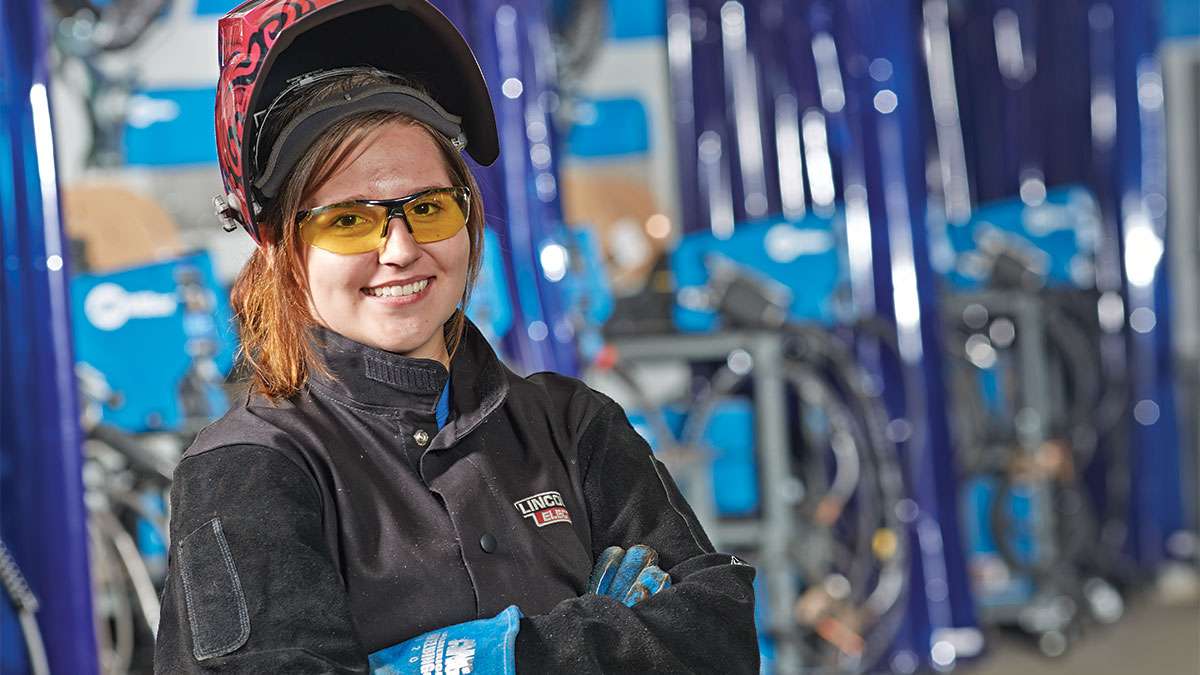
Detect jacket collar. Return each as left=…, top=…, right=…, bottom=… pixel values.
left=436, top=320, right=510, bottom=449
left=307, top=319, right=509, bottom=443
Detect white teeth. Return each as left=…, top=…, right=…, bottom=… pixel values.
left=366, top=279, right=430, bottom=297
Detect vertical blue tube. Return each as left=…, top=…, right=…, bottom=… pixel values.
left=669, top=0, right=745, bottom=237
left=665, top=0, right=703, bottom=234
left=834, top=0, right=979, bottom=669
left=458, top=0, right=578, bottom=375
left=507, top=0, right=579, bottom=374
left=1109, top=0, right=1184, bottom=566
left=0, top=0, right=98, bottom=671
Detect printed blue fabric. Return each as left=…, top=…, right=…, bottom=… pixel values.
left=368, top=605, right=522, bottom=675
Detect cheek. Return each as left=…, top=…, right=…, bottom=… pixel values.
left=446, top=235, right=471, bottom=292
left=305, top=248, right=369, bottom=302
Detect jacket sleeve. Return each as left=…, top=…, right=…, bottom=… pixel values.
left=514, top=399, right=760, bottom=674
left=154, top=444, right=369, bottom=674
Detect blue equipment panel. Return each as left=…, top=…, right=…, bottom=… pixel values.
left=1163, top=0, right=1200, bottom=39
left=566, top=97, right=651, bottom=158
left=195, top=0, right=241, bottom=16
left=705, top=398, right=759, bottom=517
left=123, top=87, right=218, bottom=166
left=962, top=477, right=1036, bottom=608
left=671, top=212, right=845, bottom=332
left=626, top=410, right=678, bottom=453
left=628, top=397, right=759, bottom=518
left=608, top=0, right=665, bottom=40
left=70, top=252, right=236, bottom=432
left=936, top=184, right=1101, bottom=290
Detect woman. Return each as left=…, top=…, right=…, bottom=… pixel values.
left=154, top=1, right=758, bottom=672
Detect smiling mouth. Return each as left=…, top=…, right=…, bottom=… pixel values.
left=363, top=278, right=431, bottom=298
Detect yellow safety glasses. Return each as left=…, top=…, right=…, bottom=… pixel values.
left=298, top=186, right=470, bottom=254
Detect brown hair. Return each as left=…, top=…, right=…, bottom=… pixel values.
left=230, top=72, right=486, bottom=400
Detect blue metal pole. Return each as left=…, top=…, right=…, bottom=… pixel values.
left=1084, top=0, right=1140, bottom=577
left=668, top=0, right=745, bottom=237
left=0, top=0, right=98, bottom=671
left=459, top=0, right=578, bottom=375
left=665, top=0, right=703, bottom=234
left=834, top=0, right=980, bottom=670
left=1109, top=0, right=1184, bottom=567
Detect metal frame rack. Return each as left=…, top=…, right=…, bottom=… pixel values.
left=944, top=292, right=1060, bottom=627
left=610, top=330, right=808, bottom=675
left=943, top=288, right=1129, bottom=652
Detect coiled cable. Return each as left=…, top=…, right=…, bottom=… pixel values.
left=0, top=539, right=50, bottom=675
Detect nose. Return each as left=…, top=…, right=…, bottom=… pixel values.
left=377, top=215, right=421, bottom=267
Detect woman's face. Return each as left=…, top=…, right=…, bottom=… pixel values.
left=301, top=121, right=469, bottom=364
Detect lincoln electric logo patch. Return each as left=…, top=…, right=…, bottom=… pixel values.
left=514, top=491, right=572, bottom=527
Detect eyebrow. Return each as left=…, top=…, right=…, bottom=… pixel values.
left=330, top=185, right=448, bottom=202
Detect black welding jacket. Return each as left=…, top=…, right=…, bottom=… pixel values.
left=154, top=320, right=759, bottom=674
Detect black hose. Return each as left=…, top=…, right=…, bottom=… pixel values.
left=551, top=0, right=609, bottom=90
left=785, top=362, right=877, bottom=601
left=781, top=327, right=911, bottom=672
left=88, top=423, right=176, bottom=484
left=1042, top=305, right=1102, bottom=466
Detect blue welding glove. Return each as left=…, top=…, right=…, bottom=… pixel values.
left=368, top=605, right=522, bottom=675
left=587, top=544, right=672, bottom=607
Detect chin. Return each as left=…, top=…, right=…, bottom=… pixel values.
left=369, top=322, right=442, bottom=358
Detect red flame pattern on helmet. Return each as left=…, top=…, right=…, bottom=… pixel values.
left=215, top=0, right=339, bottom=241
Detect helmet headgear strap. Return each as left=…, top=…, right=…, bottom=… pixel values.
left=249, top=67, right=469, bottom=203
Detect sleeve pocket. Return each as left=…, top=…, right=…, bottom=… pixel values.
left=178, top=517, right=251, bottom=661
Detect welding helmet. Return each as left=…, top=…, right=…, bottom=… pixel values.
left=213, top=0, right=499, bottom=243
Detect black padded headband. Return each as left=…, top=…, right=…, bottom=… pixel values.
left=252, top=71, right=467, bottom=200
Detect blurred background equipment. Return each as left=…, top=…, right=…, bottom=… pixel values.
left=661, top=1, right=983, bottom=670
left=2, top=0, right=1197, bottom=673
left=70, top=251, right=235, bottom=434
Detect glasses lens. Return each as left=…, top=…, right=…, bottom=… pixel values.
left=300, top=203, right=387, bottom=254
left=404, top=188, right=469, bottom=243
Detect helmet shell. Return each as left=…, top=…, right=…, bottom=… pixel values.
left=214, top=0, right=498, bottom=242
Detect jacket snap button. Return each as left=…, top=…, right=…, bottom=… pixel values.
left=479, top=533, right=497, bottom=553
left=413, top=429, right=430, bottom=447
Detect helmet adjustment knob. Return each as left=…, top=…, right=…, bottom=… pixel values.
left=214, top=193, right=243, bottom=233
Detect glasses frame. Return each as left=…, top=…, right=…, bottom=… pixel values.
left=297, top=186, right=472, bottom=252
